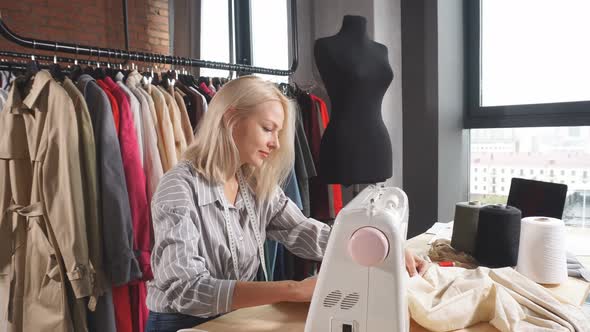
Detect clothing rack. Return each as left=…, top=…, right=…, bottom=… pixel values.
left=0, top=62, right=25, bottom=71
left=0, top=60, right=73, bottom=74
left=0, top=1, right=299, bottom=77
left=0, top=50, right=126, bottom=67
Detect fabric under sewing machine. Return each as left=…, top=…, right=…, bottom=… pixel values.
left=408, top=265, right=590, bottom=332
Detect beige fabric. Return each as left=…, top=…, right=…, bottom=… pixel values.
left=157, top=85, right=187, bottom=161
left=126, top=80, right=164, bottom=203
left=0, top=70, right=92, bottom=331
left=173, top=88, right=194, bottom=145
left=408, top=265, right=590, bottom=332
left=131, top=76, right=159, bottom=130
left=146, top=83, right=177, bottom=172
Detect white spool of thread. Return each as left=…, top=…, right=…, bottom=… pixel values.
left=516, top=217, right=568, bottom=284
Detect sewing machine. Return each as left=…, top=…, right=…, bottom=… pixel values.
left=305, top=186, right=410, bottom=332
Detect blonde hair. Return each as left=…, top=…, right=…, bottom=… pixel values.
left=183, top=75, right=296, bottom=203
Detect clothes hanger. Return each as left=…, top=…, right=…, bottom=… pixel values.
left=49, top=43, right=65, bottom=83
left=212, top=77, right=221, bottom=90
left=91, top=48, right=107, bottom=80
left=151, top=55, right=161, bottom=86
left=24, top=41, right=40, bottom=79
left=17, top=53, right=41, bottom=96
left=111, top=49, right=123, bottom=79
left=119, top=50, right=130, bottom=81
left=25, top=54, right=40, bottom=77
left=83, top=47, right=96, bottom=76
left=104, top=48, right=115, bottom=79
left=139, top=53, right=150, bottom=86
left=180, top=58, right=198, bottom=88
left=69, top=45, right=84, bottom=82
left=167, top=57, right=178, bottom=88
left=15, top=52, right=41, bottom=97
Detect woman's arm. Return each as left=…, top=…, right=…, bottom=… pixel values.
left=264, top=188, right=331, bottom=261
left=231, top=278, right=317, bottom=310
left=264, top=188, right=430, bottom=275
left=230, top=250, right=429, bottom=311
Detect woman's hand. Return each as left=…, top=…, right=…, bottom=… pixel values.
left=291, top=276, right=318, bottom=302
left=405, top=249, right=429, bottom=277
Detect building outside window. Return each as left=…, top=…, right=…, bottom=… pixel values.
left=470, top=127, right=590, bottom=227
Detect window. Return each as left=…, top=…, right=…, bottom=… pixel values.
left=569, top=127, right=581, bottom=137
left=200, top=0, right=230, bottom=77
left=465, top=1, right=590, bottom=128
left=251, top=0, right=289, bottom=83
left=470, top=127, right=590, bottom=228
left=200, top=0, right=290, bottom=80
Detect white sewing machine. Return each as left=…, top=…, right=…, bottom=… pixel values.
left=305, top=185, right=409, bottom=332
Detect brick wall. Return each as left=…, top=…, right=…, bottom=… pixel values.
left=0, top=0, right=170, bottom=60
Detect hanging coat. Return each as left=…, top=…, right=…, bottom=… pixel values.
left=0, top=70, right=93, bottom=332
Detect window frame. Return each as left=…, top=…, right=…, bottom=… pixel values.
left=234, top=0, right=253, bottom=68
left=464, top=0, right=590, bottom=129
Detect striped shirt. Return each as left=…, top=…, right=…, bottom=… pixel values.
left=146, top=161, right=331, bottom=317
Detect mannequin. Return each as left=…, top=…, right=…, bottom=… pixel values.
left=314, top=15, right=393, bottom=185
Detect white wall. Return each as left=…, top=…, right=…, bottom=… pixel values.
left=437, top=0, right=470, bottom=222
left=374, top=0, right=403, bottom=188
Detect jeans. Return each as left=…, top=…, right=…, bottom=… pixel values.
left=145, top=310, right=220, bottom=332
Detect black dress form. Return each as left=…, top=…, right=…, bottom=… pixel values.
left=314, top=15, right=393, bottom=185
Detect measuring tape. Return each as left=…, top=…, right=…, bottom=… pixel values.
left=217, top=170, right=269, bottom=282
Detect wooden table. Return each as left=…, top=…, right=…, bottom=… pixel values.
left=196, top=302, right=503, bottom=332
left=196, top=231, right=590, bottom=332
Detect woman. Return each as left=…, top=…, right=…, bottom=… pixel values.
left=145, top=76, right=427, bottom=332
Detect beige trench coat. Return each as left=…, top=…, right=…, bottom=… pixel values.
left=0, top=71, right=92, bottom=332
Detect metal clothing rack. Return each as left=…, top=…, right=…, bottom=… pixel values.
left=0, top=60, right=72, bottom=74
left=0, top=0, right=298, bottom=77
left=0, top=50, right=125, bottom=67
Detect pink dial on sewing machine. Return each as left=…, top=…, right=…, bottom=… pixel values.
left=347, top=227, right=389, bottom=267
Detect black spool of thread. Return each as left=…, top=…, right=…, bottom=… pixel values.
left=474, top=204, right=522, bottom=268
